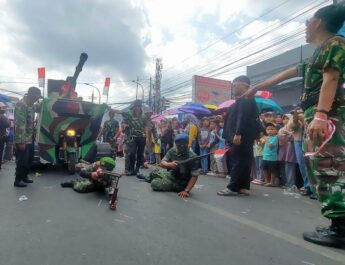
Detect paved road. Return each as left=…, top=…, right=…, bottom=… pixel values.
left=0, top=158, right=344, bottom=265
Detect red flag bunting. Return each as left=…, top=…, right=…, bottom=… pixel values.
left=37, top=67, right=45, bottom=88
left=103, top=77, right=111, bottom=96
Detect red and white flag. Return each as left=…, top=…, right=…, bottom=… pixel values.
left=37, top=67, right=45, bottom=88
left=256, top=90, right=272, bottom=99
left=103, top=77, right=111, bottom=96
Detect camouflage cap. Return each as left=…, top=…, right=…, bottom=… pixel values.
left=100, top=157, right=116, bottom=171
left=130, top=99, right=142, bottom=108
left=27, top=87, right=42, bottom=98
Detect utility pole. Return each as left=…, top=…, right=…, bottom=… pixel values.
left=153, top=58, right=163, bottom=113
left=149, top=77, right=152, bottom=108
left=136, top=76, right=139, bottom=100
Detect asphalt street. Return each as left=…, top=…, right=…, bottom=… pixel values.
left=0, top=158, right=344, bottom=265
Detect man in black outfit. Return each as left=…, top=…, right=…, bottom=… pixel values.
left=217, top=76, right=260, bottom=196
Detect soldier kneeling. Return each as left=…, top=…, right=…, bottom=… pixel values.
left=61, top=157, right=118, bottom=209
left=137, top=134, right=199, bottom=198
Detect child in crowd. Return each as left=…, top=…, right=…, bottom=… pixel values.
left=251, top=134, right=266, bottom=185
left=278, top=114, right=296, bottom=188
left=198, top=117, right=211, bottom=175
left=4, top=127, right=14, bottom=161
left=207, top=118, right=219, bottom=176
left=154, top=136, right=162, bottom=165
left=274, top=114, right=284, bottom=129
left=262, top=123, right=279, bottom=187
left=215, top=119, right=227, bottom=178
left=116, top=124, right=125, bottom=157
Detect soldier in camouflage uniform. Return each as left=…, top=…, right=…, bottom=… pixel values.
left=121, top=100, right=150, bottom=176
left=137, top=134, right=199, bottom=198
left=246, top=4, right=345, bottom=247
left=61, top=157, right=117, bottom=207
left=14, top=87, right=42, bottom=187
left=100, top=109, right=119, bottom=151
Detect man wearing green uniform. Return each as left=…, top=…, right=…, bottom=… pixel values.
left=121, top=100, right=150, bottom=175
left=14, top=87, right=42, bottom=187
left=61, top=157, right=117, bottom=208
left=101, top=109, right=119, bottom=151
left=137, top=134, right=199, bottom=198
left=245, top=4, right=345, bottom=247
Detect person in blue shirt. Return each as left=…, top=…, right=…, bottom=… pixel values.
left=262, top=123, right=279, bottom=187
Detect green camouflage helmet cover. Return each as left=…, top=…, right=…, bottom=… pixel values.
left=100, top=157, right=116, bottom=171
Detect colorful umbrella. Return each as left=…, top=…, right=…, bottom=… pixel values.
left=204, top=104, right=217, bottom=111
left=216, top=99, right=236, bottom=111
left=255, top=97, right=283, bottom=113
left=150, top=114, right=165, bottom=123
left=178, top=103, right=211, bottom=115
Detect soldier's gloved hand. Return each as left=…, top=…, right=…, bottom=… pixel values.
left=178, top=191, right=190, bottom=198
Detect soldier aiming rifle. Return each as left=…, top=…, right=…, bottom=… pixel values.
left=137, top=134, right=210, bottom=198
left=61, top=157, right=122, bottom=210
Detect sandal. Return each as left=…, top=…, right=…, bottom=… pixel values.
left=217, top=188, right=238, bottom=196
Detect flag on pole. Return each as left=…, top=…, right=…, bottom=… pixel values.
left=37, top=67, right=45, bottom=88
left=103, top=77, right=110, bottom=96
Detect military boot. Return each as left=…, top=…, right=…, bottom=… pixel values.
left=61, top=181, right=74, bottom=188
left=303, top=219, right=345, bottom=248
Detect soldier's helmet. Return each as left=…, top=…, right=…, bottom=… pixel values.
left=175, top=134, right=189, bottom=144
left=100, top=157, right=116, bottom=171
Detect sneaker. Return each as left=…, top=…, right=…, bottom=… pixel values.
left=207, top=172, right=217, bottom=176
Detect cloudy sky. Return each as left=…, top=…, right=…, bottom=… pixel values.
left=0, top=0, right=334, bottom=107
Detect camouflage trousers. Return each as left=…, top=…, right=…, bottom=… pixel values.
left=304, top=106, right=345, bottom=219
left=146, top=169, right=183, bottom=192
left=71, top=179, right=115, bottom=196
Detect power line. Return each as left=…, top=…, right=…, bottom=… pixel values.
left=161, top=0, right=291, bottom=75
left=160, top=0, right=329, bottom=92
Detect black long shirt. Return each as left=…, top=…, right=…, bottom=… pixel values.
left=223, top=98, right=260, bottom=144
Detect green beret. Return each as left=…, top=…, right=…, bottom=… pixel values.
left=100, top=157, right=116, bottom=171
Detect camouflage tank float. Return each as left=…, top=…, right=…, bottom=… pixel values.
left=33, top=53, right=113, bottom=174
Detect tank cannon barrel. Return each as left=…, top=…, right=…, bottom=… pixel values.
left=66, top=52, right=88, bottom=97
left=72, top=53, right=88, bottom=81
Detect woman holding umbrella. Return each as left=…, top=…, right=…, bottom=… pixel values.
left=246, top=4, right=345, bottom=248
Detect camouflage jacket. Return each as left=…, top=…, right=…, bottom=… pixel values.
left=162, top=147, right=199, bottom=186
left=14, top=96, right=36, bottom=144
left=102, top=119, right=119, bottom=142
left=122, top=111, right=150, bottom=141
left=298, top=36, right=345, bottom=110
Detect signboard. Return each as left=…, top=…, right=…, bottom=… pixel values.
left=103, top=77, right=111, bottom=96
left=192, top=75, right=231, bottom=105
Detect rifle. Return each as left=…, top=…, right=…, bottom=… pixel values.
left=101, top=170, right=122, bottom=211
left=79, top=160, right=122, bottom=210
left=175, top=152, right=213, bottom=175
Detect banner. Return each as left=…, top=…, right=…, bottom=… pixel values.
left=192, top=75, right=231, bottom=105
left=37, top=67, right=45, bottom=88
left=103, top=77, right=110, bottom=96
